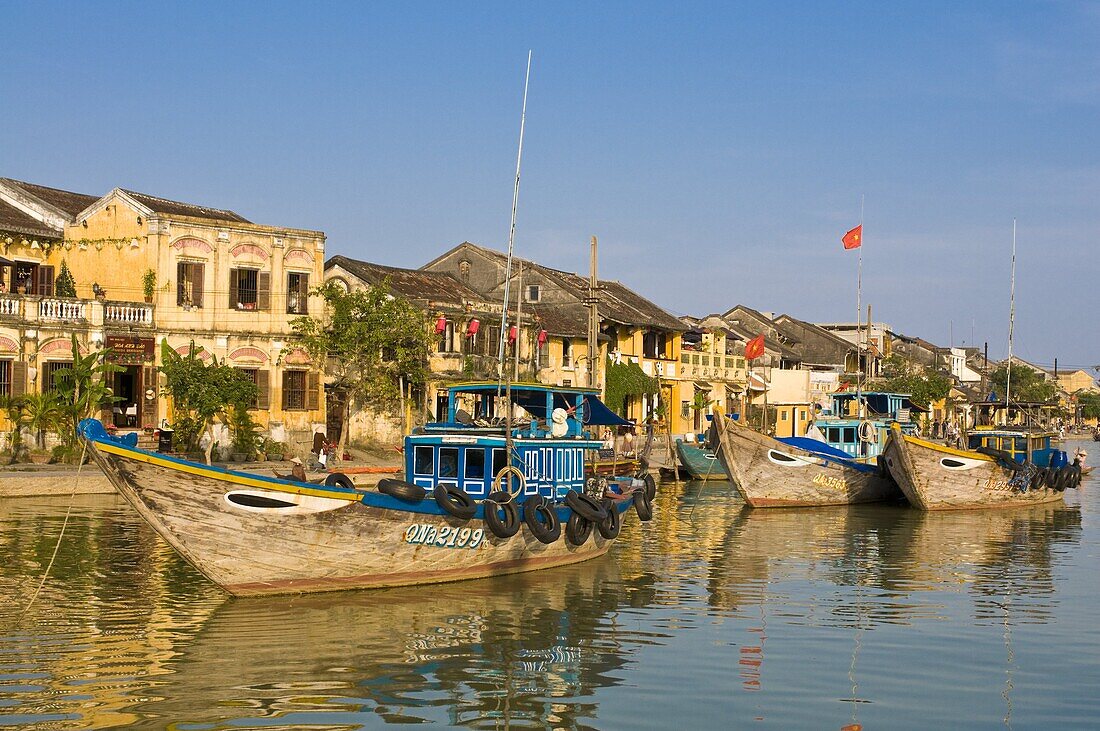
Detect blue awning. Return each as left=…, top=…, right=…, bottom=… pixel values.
left=508, top=388, right=630, bottom=427
left=581, top=395, right=631, bottom=426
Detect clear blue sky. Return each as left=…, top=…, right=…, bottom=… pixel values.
left=3, top=2, right=1098, bottom=370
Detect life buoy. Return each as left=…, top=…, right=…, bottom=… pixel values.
left=597, top=498, right=621, bottom=539
left=523, top=495, right=561, bottom=544
left=565, top=490, right=608, bottom=522
left=434, top=484, right=477, bottom=520
left=633, top=486, right=653, bottom=522
left=324, top=473, right=355, bottom=490
left=858, top=421, right=878, bottom=443
left=565, top=511, right=592, bottom=545
left=377, top=478, right=427, bottom=502
left=492, top=466, right=527, bottom=497
left=483, top=490, right=521, bottom=538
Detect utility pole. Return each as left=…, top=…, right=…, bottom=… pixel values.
left=586, top=236, right=600, bottom=392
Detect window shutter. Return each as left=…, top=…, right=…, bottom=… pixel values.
left=142, top=367, right=157, bottom=424
left=298, top=274, right=308, bottom=314
left=257, top=271, right=271, bottom=311
left=306, top=371, right=320, bottom=411
left=176, top=262, right=186, bottom=305
left=193, top=263, right=204, bottom=308
left=38, top=266, right=54, bottom=297
left=11, top=361, right=27, bottom=397
left=256, top=369, right=270, bottom=409
left=228, top=268, right=239, bottom=309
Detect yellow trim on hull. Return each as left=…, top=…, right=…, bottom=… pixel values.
left=889, top=423, right=994, bottom=461
left=95, top=441, right=360, bottom=502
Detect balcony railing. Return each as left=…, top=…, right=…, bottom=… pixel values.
left=0, top=293, right=155, bottom=329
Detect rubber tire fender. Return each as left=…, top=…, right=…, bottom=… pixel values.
left=1069, top=465, right=1082, bottom=489
left=1054, top=466, right=1073, bottom=492
left=1044, top=467, right=1060, bottom=489
left=1029, top=467, right=1047, bottom=492
left=641, top=472, right=657, bottom=501
left=377, top=477, right=427, bottom=502
left=324, top=473, right=355, bottom=490
left=597, top=498, right=622, bottom=539
left=523, top=496, right=561, bottom=544
left=565, top=490, right=608, bottom=522
left=483, top=491, right=521, bottom=539
left=565, top=511, right=592, bottom=545
left=434, top=484, right=477, bottom=520
left=633, top=486, right=654, bottom=522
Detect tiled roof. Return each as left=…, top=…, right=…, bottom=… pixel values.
left=327, top=255, right=484, bottom=308
left=121, top=189, right=251, bottom=224
left=0, top=198, right=60, bottom=239
left=0, top=178, right=99, bottom=219
left=529, top=302, right=588, bottom=337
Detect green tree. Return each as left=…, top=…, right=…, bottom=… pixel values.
left=291, top=279, right=430, bottom=452
left=880, top=371, right=953, bottom=409
left=55, top=260, right=77, bottom=298
left=1077, top=392, right=1100, bottom=420
left=988, top=363, right=1058, bottom=403
left=53, top=334, right=123, bottom=448
left=21, top=391, right=64, bottom=452
left=1, top=395, right=28, bottom=463
left=158, top=341, right=259, bottom=464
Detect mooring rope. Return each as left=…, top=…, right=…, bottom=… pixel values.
left=20, top=439, right=89, bottom=621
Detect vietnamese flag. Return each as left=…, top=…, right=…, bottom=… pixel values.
left=745, top=334, right=765, bottom=360
left=842, top=224, right=862, bottom=250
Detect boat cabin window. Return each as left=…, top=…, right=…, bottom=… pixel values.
left=414, top=446, right=434, bottom=476
left=439, top=447, right=459, bottom=477
left=492, top=448, right=506, bottom=478
left=843, top=427, right=856, bottom=444
left=826, top=427, right=841, bottom=443
left=465, top=449, right=486, bottom=479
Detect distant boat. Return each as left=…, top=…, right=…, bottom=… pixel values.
left=674, top=436, right=729, bottom=480
left=712, top=411, right=901, bottom=508
left=78, top=383, right=649, bottom=596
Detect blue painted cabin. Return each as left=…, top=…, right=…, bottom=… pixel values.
left=967, top=429, right=1064, bottom=468
left=814, top=391, right=922, bottom=459
left=405, top=383, right=629, bottom=500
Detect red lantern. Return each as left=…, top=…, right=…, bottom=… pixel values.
left=537, top=329, right=548, bottom=345
left=508, top=326, right=517, bottom=343
left=466, top=319, right=480, bottom=336
left=434, top=316, right=447, bottom=334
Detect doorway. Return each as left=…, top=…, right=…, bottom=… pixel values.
left=112, top=366, right=142, bottom=427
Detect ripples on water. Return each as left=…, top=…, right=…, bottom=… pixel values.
left=1, top=449, right=1099, bottom=729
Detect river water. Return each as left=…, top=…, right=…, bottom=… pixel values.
left=2, top=444, right=1098, bottom=729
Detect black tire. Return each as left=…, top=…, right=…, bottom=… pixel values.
left=483, top=491, right=521, bottom=539
left=1044, top=467, right=1059, bottom=489
left=1069, top=465, right=1082, bottom=489
left=1030, top=468, right=1046, bottom=492
left=565, top=511, right=592, bottom=545
left=641, top=473, right=657, bottom=501
left=523, top=496, right=561, bottom=544
left=1054, top=466, right=1073, bottom=492
left=565, top=490, right=608, bottom=522
left=633, top=487, right=653, bottom=522
left=597, top=498, right=621, bottom=539
left=377, top=477, right=427, bottom=502
left=434, top=484, right=477, bottom=520
left=324, top=473, right=355, bottom=490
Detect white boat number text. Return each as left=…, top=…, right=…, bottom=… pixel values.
left=404, top=524, right=485, bottom=549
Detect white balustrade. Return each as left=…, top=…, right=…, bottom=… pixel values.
left=38, top=298, right=87, bottom=322
left=104, top=301, right=155, bottom=327
left=0, top=295, right=20, bottom=318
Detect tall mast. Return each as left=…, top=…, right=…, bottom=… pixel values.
left=498, top=51, right=532, bottom=468
left=1005, top=218, right=1016, bottom=417
left=587, top=236, right=600, bottom=391
left=855, top=194, right=865, bottom=418
left=497, top=51, right=532, bottom=374
left=512, top=262, right=523, bottom=381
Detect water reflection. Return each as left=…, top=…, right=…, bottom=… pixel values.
left=0, top=480, right=1090, bottom=730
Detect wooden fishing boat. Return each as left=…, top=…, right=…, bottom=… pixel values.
left=674, top=438, right=729, bottom=480
left=78, top=384, right=649, bottom=597
left=712, top=411, right=901, bottom=508
left=880, top=423, right=1072, bottom=510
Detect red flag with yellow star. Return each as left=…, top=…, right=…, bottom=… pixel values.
left=744, top=334, right=765, bottom=361
left=842, top=224, right=862, bottom=250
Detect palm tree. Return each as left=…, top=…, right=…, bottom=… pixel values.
left=21, top=391, right=63, bottom=452
left=0, top=394, right=28, bottom=464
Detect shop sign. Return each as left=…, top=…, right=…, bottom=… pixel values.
left=104, top=335, right=155, bottom=364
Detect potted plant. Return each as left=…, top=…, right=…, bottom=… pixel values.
left=228, top=403, right=261, bottom=462
left=265, top=439, right=285, bottom=461
left=142, top=269, right=156, bottom=303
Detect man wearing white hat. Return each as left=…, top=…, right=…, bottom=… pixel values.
left=274, top=456, right=308, bottom=483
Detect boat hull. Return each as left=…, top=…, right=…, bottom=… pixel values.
left=713, top=416, right=901, bottom=507
left=674, top=440, right=729, bottom=480
left=86, top=435, right=623, bottom=596
left=881, top=428, right=1064, bottom=510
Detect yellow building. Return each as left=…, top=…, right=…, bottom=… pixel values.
left=1058, top=369, right=1098, bottom=394
left=0, top=177, right=326, bottom=454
